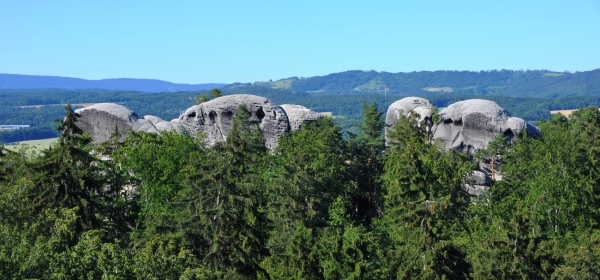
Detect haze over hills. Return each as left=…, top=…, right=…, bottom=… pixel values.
left=0, top=73, right=227, bottom=93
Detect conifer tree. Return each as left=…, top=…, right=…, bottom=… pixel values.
left=379, top=112, right=472, bottom=279
left=28, top=104, right=107, bottom=233
left=174, top=104, right=272, bottom=278
left=348, top=101, right=386, bottom=223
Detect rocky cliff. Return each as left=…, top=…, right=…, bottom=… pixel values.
left=75, top=94, right=322, bottom=149
left=385, top=96, right=541, bottom=195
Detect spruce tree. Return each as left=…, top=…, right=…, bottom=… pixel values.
left=28, top=104, right=107, bottom=233
left=379, top=112, right=472, bottom=279
left=175, top=104, right=272, bottom=278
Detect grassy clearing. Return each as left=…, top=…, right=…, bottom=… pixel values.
left=270, top=79, right=294, bottom=89
left=423, top=87, right=453, bottom=93
left=4, top=137, right=58, bottom=152
left=543, top=72, right=565, bottom=77
left=354, top=78, right=386, bottom=91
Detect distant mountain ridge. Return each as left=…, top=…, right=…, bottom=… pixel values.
left=229, top=68, right=600, bottom=98
left=0, top=73, right=227, bottom=93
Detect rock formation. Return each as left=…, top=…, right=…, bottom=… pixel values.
left=279, top=104, right=323, bottom=131
left=173, top=94, right=289, bottom=150
left=386, top=97, right=434, bottom=127
left=74, top=103, right=183, bottom=144
left=75, top=94, right=322, bottom=150
left=432, top=99, right=540, bottom=155
left=385, top=97, right=541, bottom=196
left=385, top=98, right=540, bottom=155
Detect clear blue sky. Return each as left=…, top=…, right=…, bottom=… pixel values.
left=1, top=0, right=599, bottom=84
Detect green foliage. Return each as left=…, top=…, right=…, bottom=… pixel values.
left=379, top=112, right=472, bottom=279
left=4, top=102, right=600, bottom=278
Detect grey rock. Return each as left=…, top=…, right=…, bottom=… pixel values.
left=385, top=97, right=434, bottom=143
left=75, top=103, right=160, bottom=144
left=173, top=94, right=289, bottom=150
left=468, top=170, right=492, bottom=185
left=464, top=184, right=488, bottom=196
left=432, top=99, right=540, bottom=155
left=280, top=104, right=323, bottom=131
left=385, top=97, right=434, bottom=127
left=143, top=115, right=185, bottom=133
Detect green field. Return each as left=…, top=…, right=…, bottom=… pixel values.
left=354, top=78, right=386, bottom=91
left=4, top=137, right=58, bottom=152
left=270, top=78, right=295, bottom=89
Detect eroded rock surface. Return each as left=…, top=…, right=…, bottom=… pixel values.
left=76, top=95, right=313, bottom=149
left=173, top=94, right=289, bottom=150
left=75, top=103, right=158, bottom=144
left=280, top=104, right=323, bottom=131
left=385, top=97, right=433, bottom=127
left=432, top=99, right=540, bottom=155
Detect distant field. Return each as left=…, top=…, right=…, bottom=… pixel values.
left=270, top=79, right=294, bottom=89
left=423, top=87, right=453, bottom=93
left=319, top=112, right=333, bottom=117
left=543, top=72, right=565, bottom=77
left=354, top=78, right=386, bottom=91
left=19, top=103, right=98, bottom=109
left=549, top=108, right=600, bottom=118
left=4, top=137, right=58, bottom=151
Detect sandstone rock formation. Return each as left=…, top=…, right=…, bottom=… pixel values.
left=385, top=97, right=433, bottom=127
left=279, top=104, right=323, bottom=131
left=75, top=103, right=161, bottom=144
left=75, top=95, right=325, bottom=150
left=173, top=94, right=289, bottom=150
left=432, top=99, right=540, bottom=155
left=385, top=97, right=541, bottom=196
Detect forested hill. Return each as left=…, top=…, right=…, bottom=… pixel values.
left=236, top=69, right=600, bottom=97
left=0, top=73, right=226, bottom=93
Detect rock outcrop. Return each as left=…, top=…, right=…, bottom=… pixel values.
left=386, top=97, right=434, bottom=127
left=75, top=103, right=157, bottom=143
left=385, top=98, right=540, bottom=155
left=173, top=94, right=289, bottom=150
left=385, top=98, right=541, bottom=196
left=432, top=99, right=540, bottom=155
left=75, top=95, right=324, bottom=150
left=279, top=104, right=323, bottom=131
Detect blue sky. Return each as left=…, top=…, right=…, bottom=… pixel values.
left=1, top=0, right=599, bottom=83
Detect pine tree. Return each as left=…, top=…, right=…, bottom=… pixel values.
left=174, top=104, right=272, bottom=278
left=379, top=112, right=472, bottom=279
left=28, top=104, right=107, bottom=233
left=348, top=101, right=386, bottom=223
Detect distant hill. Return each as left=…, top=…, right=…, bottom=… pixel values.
left=233, top=69, right=600, bottom=98
left=0, top=73, right=227, bottom=93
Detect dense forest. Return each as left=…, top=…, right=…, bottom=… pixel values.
left=1, top=103, right=600, bottom=278
left=2, top=68, right=600, bottom=143
left=259, top=69, right=600, bottom=97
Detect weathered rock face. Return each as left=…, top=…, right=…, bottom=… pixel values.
left=74, top=103, right=159, bottom=144
left=279, top=104, right=323, bottom=131
left=385, top=97, right=541, bottom=196
left=75, top=95, right=324, bottom=150
left=432, top=99, right=540, bottom=155
left=385, top=97, right=433, bottom=127
left=173, top=94, right=289, bottom=150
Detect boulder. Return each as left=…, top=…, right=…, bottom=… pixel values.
left=385, top=97, right=434, bottom=127
left=280, top=104, right=323, bottom=131
left=173, top=94, right=289, bottom=150
left=75, top=103, right=160, bottom=144
left=432, top=99, right=540, bottom=155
